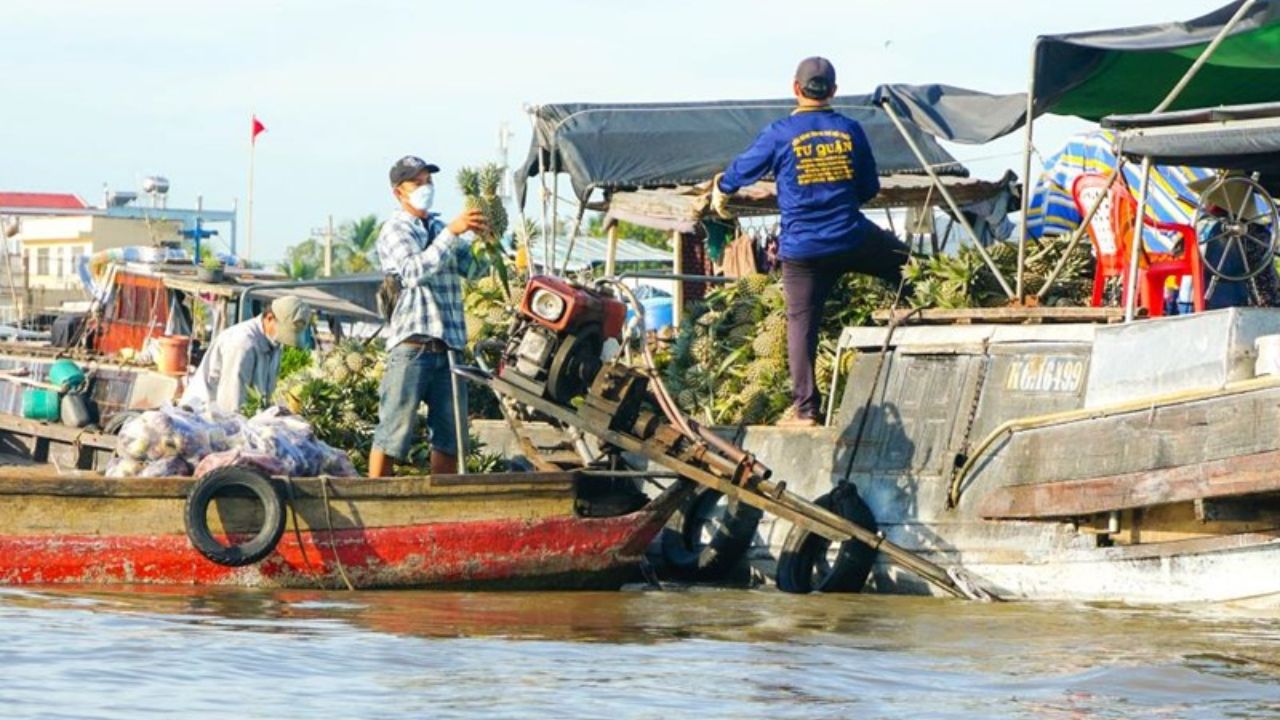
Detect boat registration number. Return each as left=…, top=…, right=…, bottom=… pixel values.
left=1003, top=356, right=1086, bottom=394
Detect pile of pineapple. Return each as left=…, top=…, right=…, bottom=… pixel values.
left=662, top=273, right=884, bottom=426
left=905, top=235, right=1093, bottom=309
left=662, top=237, right=1093, bottom=426
left=269, top=340, right=385, bottom=472
left=458, top=163, right=511, bottom=299
left=266, top=339, right=506, bottom=473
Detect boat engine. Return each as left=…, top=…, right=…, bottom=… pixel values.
left=498, top=275, right=627, bottom=404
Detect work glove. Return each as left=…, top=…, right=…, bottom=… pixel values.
left=710, top=173, right=733, bottom=220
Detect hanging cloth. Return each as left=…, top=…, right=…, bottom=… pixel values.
left=701, top=219, right=734, bottom=264
left=722, top=232, right=759, bottom=278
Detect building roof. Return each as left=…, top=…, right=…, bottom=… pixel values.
left=525, top=234, right=672, bottom=273
left=0, top=192, right=87, bottom=211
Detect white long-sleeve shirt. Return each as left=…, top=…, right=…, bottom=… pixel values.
left=180, top=316, right=282, bottom=414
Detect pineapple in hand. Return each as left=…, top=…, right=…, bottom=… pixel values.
left=458, top=163, right=512, bottom=300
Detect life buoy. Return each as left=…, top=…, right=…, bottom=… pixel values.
left=184, top=467, right=286, bottom=567
left=775, top=483, right=878, bottom=594
left=660, top=482, right=763, bottom=582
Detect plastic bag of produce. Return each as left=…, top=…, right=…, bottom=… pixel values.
left=156, top=404, right=214, bottom=462
left=241, top=407, right=356, bottom=477
left=115, top=418, right=156, bottom=461
left=319, top=446, right=359, bottom=477
left=138, top=457, right=193, bottom=478
left=193, top=449, right=289, bottom=478
left=104, top=456, right=146, bottom=478
left=203, top=408, right=250, bottom=452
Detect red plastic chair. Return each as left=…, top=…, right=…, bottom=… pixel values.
left=1071, top=174, right=1205, bottom=316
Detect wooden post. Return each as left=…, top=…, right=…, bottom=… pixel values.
left=672, top=229, right=683, bottom=329
left=604, top=224, right=619, bottom=277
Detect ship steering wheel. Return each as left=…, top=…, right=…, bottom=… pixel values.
left=1192, top=174, right=1279, bottom=299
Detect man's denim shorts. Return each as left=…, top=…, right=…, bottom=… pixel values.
left=372, top=343, right=467, bottom=459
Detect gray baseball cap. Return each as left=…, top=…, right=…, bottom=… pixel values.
left=389, top=155, right=441, bottom=186
left=270, top=296, right=314, bottom=349
left=795, top=56, right=836, bottom=98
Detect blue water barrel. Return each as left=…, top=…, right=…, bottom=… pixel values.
left=627, top=297, right=674, bottom=332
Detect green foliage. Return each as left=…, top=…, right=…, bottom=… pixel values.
left=201, top=253, right=224, bottom=270
left=462, top=275, right=523, bottom=421
left=278, top=255, right=320, bottom=280
left=279, top=346, right=312, bottom=381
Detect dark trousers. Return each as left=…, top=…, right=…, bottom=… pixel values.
left=781, top=226, right=910, bottom=419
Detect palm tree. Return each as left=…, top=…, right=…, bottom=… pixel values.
left=278, top=237, right=322, bottom=279
left=278, top=256, right=319, bottom=280
left=337, top=214, right=381, bottom=273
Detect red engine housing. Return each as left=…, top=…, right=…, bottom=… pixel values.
left=520, top=275, right=627, bottom=338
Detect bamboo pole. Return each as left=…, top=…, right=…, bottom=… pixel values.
left=557, top=189, right=589, bottom=276
left=1034, top=168, right=1125, bottom=299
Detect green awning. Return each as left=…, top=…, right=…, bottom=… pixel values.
left=1035, top=1, right=1280, bottom=120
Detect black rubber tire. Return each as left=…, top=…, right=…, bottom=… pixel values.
left=660, top=482, right=763, bottom=582
left=184, top=467, right=286, bottom=568
left=775, top=484, right=878, bottom=594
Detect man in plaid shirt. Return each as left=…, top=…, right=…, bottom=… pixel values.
left=369, top=155, right=486, bottom=477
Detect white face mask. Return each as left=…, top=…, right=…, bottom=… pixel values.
left=407, top=183, right=434, bottom=213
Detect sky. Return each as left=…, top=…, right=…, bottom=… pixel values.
left=0, top=0, right=1224, bottom=265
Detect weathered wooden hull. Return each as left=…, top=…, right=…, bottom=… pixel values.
left=0, top=471, right=688, bottom=590
left=467, top=310, right=1280, bottom=604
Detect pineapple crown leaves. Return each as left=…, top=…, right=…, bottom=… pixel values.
left=478, top=164, right=503, bottom=197
left=457, top=167, right=481, bottom=197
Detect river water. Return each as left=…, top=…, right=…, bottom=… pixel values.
left=1, top=587, right=1278, bottom=719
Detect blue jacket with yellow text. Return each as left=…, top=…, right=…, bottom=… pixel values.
left=717, top=107, right=880, bottom=261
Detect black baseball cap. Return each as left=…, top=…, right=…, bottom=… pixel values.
left=389, top=155, right=441, bottom=186
left=795, top=56, right=836, bottom=99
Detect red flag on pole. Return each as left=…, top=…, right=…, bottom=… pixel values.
left=251, top=116, right=266, bottom=143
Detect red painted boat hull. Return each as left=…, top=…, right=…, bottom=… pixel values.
left=0, top=510, right=668, bottom=590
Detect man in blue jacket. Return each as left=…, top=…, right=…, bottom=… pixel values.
left=713, top=57, right=910, bottom=427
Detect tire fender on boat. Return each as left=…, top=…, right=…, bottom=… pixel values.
left=184, top=467, right=287, bottom=568
left=659, top=482, right=763, bottom=582
left=775, top=483, right=878, bottom=594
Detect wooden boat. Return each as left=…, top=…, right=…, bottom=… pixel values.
left=748, top=308, right=1280, bottom=604
left=0, top=414, right=688, bottom=589
left=475, top=307, right=1280, bottom=604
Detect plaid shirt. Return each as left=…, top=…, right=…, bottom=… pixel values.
left=376, top=209, right=473, bottom=350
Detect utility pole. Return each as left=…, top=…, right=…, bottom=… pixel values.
left=324, top=214, right=334, bottom=277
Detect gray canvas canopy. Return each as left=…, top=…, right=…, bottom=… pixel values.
left=1106, top=102, right=1280, bottom=189
left=516, top=84, right=1029, bottom=206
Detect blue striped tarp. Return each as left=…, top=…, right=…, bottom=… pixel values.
left=1026, top=130, right=1215, bottom=252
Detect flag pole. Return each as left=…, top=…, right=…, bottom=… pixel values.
left=247, top=115, right=257, bottom=264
